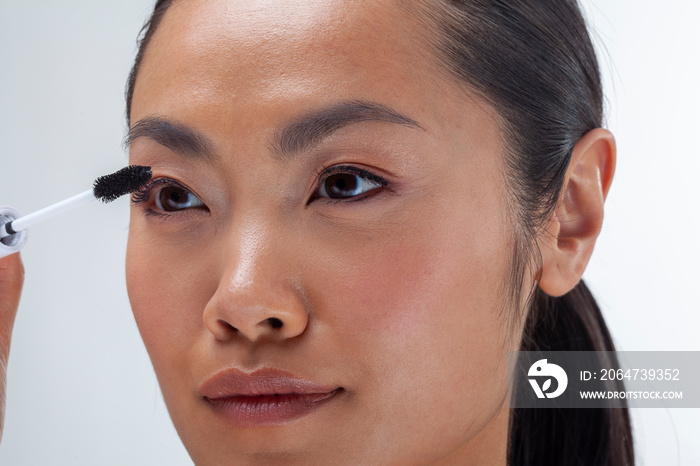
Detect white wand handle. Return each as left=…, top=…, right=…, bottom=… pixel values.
left=0, top=189, right=96, bottom=240
left=0, top=165, right=151, bottom=259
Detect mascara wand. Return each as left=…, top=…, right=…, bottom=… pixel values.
left=0, top=165, right=152, bottom=259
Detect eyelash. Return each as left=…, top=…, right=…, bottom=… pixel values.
left=131, top=178, right=205, bottom=219
left=310, top=165, right=389, bottom=204
left=131, top=166, right=389, bottom=218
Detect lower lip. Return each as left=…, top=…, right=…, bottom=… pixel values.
left=204, top=389, right=342, bottom=427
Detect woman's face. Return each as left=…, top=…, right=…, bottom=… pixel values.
left=126, top=0, right=524, bottom=463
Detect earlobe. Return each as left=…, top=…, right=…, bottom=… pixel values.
left=538, top=128, right=616, bottom=297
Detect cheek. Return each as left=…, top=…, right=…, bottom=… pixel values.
left=308, top=199, right=512, bottom=413
left=125, top=235, right=169, bottom=371
left=299, top=172, right=515, bottom=455
left=324, top=229, right=509, bottom=365
left=313, top=186, right=510, bottom=345
left=125, top=228, right=216, bottom=379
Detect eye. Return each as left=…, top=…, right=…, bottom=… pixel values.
left=155, top=184, right=204, bottom=212
left=132, top=178, right=205, bottom=215
left=314, top=166, right=388, bottom=201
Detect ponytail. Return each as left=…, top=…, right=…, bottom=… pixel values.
left=509, top=280, right=635, bottom=465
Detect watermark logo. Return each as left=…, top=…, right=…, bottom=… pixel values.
left=528, top=359, right=568, bottom=399
left=510, top=351, right=698, bottom=408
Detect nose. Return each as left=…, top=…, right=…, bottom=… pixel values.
left=202, top=223, right=308, bottom=343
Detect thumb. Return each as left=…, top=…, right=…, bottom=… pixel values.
left=0, top=253, right=24, bottom=354
left=0, top=252, right=24, bottom=443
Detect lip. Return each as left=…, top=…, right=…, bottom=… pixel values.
left=199, top=368, right=343, bottom=427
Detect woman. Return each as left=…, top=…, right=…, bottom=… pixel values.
left=1, top=0, right=633, bottom=464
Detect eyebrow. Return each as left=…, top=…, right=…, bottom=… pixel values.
left=125, top=100, right=424, bottom=162
left=272, top=100, right=424, bottom=158
left=124, top=116, right=214, bottom=161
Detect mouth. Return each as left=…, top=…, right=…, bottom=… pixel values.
left=200, top=368, right=344, bottom=427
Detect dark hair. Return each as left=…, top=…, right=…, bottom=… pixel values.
left=126, top=1, right=634, bottom=465
left=125, top=0, right=174, bottom=126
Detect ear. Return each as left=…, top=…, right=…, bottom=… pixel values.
left=537, top=128, right=616, bottom=297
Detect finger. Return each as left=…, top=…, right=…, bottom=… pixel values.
left=0, top=252, right=24, bottom=351
left=0, top=252, right=24, bottom=442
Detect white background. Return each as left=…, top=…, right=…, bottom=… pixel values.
left=0, top=0, right=697, bottom=464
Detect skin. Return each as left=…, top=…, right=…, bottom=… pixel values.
left=0, top=253, right=23, bottom=444
left=123, top=0, right=616, bottom=464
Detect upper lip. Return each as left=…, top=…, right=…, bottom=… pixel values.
left=199, top=368, right=340, bottom=399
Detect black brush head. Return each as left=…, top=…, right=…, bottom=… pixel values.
left=93, top=165, right=152, bottom=203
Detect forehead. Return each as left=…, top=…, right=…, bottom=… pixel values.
left=132, top=0, right=441, bottom=124
left=130, top=0, right=503, bottom=167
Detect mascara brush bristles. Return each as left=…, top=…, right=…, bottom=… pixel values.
left=0, top=165, right=152, bottom=240
left=93, top=165, right=152, bottom=203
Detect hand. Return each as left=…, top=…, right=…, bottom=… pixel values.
left=0, top=253, right=24, bottom=443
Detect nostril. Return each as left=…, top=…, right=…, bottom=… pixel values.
left=267, top=317, right=284, bottom=329
left=218, top=319, right=238, bottom=332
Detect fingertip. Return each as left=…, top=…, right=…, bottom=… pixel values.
left=0, top=252, right=24, bottom=285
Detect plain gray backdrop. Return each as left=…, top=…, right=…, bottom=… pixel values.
left=0, top=0, right=698, bottom=464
